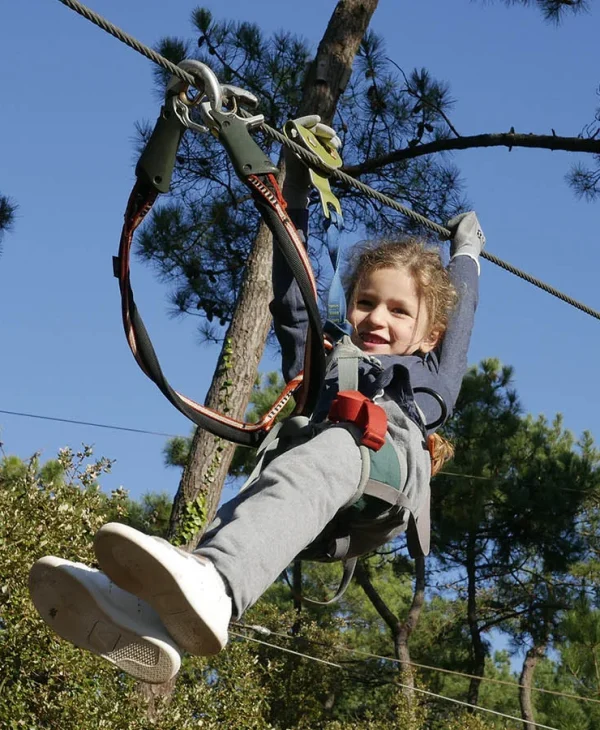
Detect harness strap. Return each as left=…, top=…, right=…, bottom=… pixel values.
left=326, top=335, right=361, bottom=390
left=297, top=556, right=358, bottom=606
left=363, top=478, right=409, bottom=506
left=324, top=209, right=353, bottom=337
left=115, top=110, right=327, bottom=446
left=300, top=452, right=412, bottom=607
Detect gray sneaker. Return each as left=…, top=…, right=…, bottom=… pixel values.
left=29, top=556, right=181, bottom=684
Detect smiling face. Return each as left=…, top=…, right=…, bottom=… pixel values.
left=348, top=266, right=440, bottom=356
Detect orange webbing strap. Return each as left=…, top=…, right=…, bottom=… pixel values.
left=114, top=173, right=325, bottom=447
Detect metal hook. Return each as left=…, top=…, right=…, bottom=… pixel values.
left=166, top=59, right=222, bottom=109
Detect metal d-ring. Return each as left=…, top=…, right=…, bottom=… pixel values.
left=413, top=387, right=447, bottom=430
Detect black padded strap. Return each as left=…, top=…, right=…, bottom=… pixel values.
left=301, top=557, right=358, bottom=606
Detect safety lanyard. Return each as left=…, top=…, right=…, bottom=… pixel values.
left=114, top=61, right=326, bottom=447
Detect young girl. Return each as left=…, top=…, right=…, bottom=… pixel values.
left=29, top=119, right=484, bottom=685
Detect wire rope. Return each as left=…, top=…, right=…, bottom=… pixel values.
left=234, top=622, right=600, bottom=706
left=0, top=408, right=179, bottom=438
left=230, top=630, right=561, bottom=730
left=55, top=0, right=600, bottom=322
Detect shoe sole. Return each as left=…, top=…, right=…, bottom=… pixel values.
left=29, top=557, right=180, bottom=684
left=94, top=525, right=223, bottom=656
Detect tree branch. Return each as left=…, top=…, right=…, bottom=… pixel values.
left=354, top=561, right=399, bottom=634
left=344, top=130, right=600, bottom=177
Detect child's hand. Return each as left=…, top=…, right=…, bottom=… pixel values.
left=447, top=211, right=485, bottom=272
left=282, top=115, right=341, bottom=208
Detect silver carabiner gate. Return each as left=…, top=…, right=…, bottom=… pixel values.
left=199, top=83, right=265, bottom=134
left=167, top=60, right=222, bottom=135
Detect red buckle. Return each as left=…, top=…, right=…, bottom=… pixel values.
left=328, top=390, right=387, bottom=451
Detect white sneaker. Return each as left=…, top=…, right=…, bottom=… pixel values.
left=94, top=523, right=232, bottom=656
left=28, top=556, right=181, bottom=684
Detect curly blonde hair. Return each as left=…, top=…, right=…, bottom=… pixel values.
left=346, top=238, right=457, bottom=472
left=345, top=238, right=458, bottom=341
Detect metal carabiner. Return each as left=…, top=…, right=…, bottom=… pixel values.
left=167, top=60, right=223, bottom=135
left=167, top=59, right=221, bottom=108
left=198, top=84, right=265, bottom=135
left=166, top=60, right=276, bottom=179
left=221, top=84, right=259, bottom=111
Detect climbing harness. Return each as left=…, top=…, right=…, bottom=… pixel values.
left=115, top=61, right=327, bottom=446
left=115, top=60, right=446, bottom=600
left=241, top=330, right=439, bottom=603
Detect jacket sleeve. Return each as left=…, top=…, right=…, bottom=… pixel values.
left=269, top=208, right=310, bottom=382
left=434, top=255, right=479, bottom=411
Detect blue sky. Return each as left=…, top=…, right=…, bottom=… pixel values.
left=1, top=0, right=599, bottom=506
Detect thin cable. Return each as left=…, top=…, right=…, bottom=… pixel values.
left=0, top=408, right=178, bottom=438
left=1, top=410, right=588, bottom=505
left=234, top=622, right=600, bottom=707
left=438, top=470, right=492, bottom=481
left=230, top=630, right=343, bottom=669
left=55, top=0, right=600, bottom=322
left=2, top=407, right=589, bottom=504
left=231, top=630, right=560, bottom=730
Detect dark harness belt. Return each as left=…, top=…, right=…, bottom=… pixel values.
left=114, top=70, right=327, bottom=447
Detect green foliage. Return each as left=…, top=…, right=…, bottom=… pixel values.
left=173, top=493, right=207, bottom=545
left=0, top=448, right=143, bottom=729
left=500, top=0, right=588, bottom=23
left=429, top=358, right=600, bottom=725
left=163, top=434, right=191, bottom=468
left=442, top=715, right=495, bottom=730
left=559, top=602, right=600, bottom=709
left=105, top=489, right=173, bottom=537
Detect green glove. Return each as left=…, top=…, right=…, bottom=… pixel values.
left=447, top=211, right=486, bottom=274
left=282, top=115, right=341, bottom=209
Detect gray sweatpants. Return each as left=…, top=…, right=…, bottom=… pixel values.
left=195, top=424, right=363, bottom=619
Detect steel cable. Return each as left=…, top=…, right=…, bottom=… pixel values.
left=234, top=622, right=600, bottom=707
left=230, top=630, right=561, bottom=730
left=57, top=0, right=600, bottom=321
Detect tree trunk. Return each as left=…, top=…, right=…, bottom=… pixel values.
left=466, top=533, right=486, bottom=707
left=354, top=556, right=426, bottom=707
left=292, top=560, right=303, bottom=633
left=396, top=557, right=426, bottom=695
left=519, top=643, right=546, bottom=730
left=167, top=220, right=274, bottom=545
left=167, top=0, right=380, bottom=548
